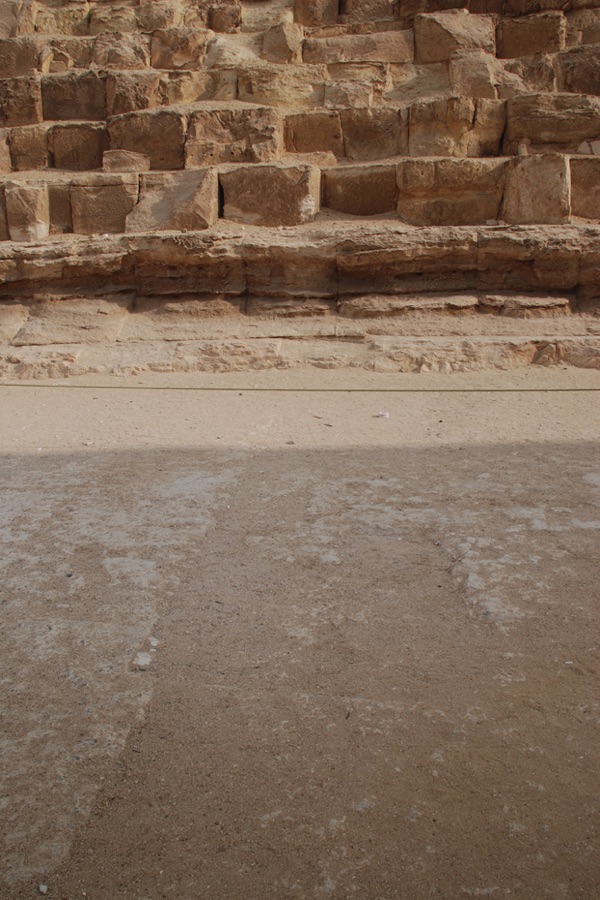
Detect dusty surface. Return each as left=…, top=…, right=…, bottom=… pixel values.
left=1, top=368, right=599, bottom=899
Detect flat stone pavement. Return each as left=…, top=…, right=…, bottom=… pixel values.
left=1, top=368, right=599, bottom=900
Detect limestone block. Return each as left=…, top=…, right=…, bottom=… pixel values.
left=150, top=28, right=213, bottom=70
left=161, top=70, right=237, bottom=105
left=108, top=109, right=186, bottom=169
left=304, top=31, right=414, bottom=65
left=41, top=72, right=106, bottom=121
left=409, top=97, right=505, bottom=158
left=262, top=23, right=303, bottom=63
left=126, top=170, right=218, bottom=232
left=324, top=81, right=373, bottom=109
left=557, top=46, right=600, bottom=97
left=34, top=1, right=91, bottom=36
left=284, top=111, right=343, bottom=156
left=106, top=71, right=162, bottom=116
left=343, top=0, right=397, bottom=24
left=449, top=50, right=498, bottom=99
left=0, top=130, right=10, bottom=173
left=220, top=164, right=320, bottom=226
left=397, top=158, right=507, bottom=225
left=9, top=124, right=49, bottom=170
left=0, top=186, right=8, bottom=240
left=294, top=0, right=337, bottom=27
left=49, top=123, right=107, bottom=170
left=92, top=32, right=151, bottom=69
left=185, top=107, right=282, bottom=166
left=103, top=150, right=151, bottom=172
left=48, top=182, right=73, bottom=234
left=70, top=176, right=139, bottom=234
left=240, top=0, right=295, bottom=33
left=5, top=181, right=50, bottom=241
left=0, top=76, right=42, bottom=127
left=209, top=4, right=242, bottom=33
left=137, top=1, right=185, bottom=32
left=566, top=10, right=600, bottom=47
left=238, top=64, right=326, bottom=108
left=505, top=93, right=600, bottom=153
left=323, top=165, right=398, bottom=216
left=44, top=36, right=94, bottom=69
left=414, top=11, right=496, bottom=64
left=570, top=158, right=600, bottom=220
left=0, top=38, right=42, bottom=78
left=88, top=4, right=137, bottom=34
left=502, top=155, right=570, bottom=225
left=340, top=108, right=408, bottom=160
left=498, top=12, right=566, bottom=59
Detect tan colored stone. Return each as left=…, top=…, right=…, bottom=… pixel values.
left=5, top=181, right=49, bottom=241
left=502, top=155, right=570, bottom=225
left=505, top=93, right=600, bottom=153
left=106, top=71, right=162, bottom=116
left=284, top=111, right=343, bottom=156
left=220, top=164, right=320, bottom=226
left=126, top=170, right=218, bottom=233
left=237, top=64, right=327, bottom=108
left=449, top=50, right=498, bottom=100
left=498, top=12, right=566, bottom=59
left=294, top=0, right=337, bottom=27
left=341, top=108, right=408, bottom=160
left=109, top=109, right=186, bottom=170
left=262, top=23, right=303, bottom=63
left=566, top=9, right=600, bottom=47
left=323, top=165, right=398, bottom=216
left=397, top=158, right=507, bottom=226
left=324, top=81, right=373, bottom=109
left=48, top=182, right=73, bottom=234
left=139, top=1, right=185, bottom=31
left=0, top=76, right=42, bottom=127
left=71, top=176, right=139, bottom=235
left=49, top=123, right=108, bottom=170
left=409, top=97, right=505, bottom=158
left=0, top=130, right=10, bottom=173
left=0, top=186, right=8, bottom=240
left=8, top=124, right=49, bottom=170
left=150, top=28, right=213, bottom=70
left=415, top=10, right=496, bottom=64
left=103, top=150, right=151, bottom=173
left=209, top=3, right=242, bottom=33
left=92, top=32, right=151, bottom=69
left=570, top=158, right=600, bottom=220
left=44, top=36, right=94, bottom=69
left=0, top=37, right=41, bottom=78
left=304, top=31, right=414, bottom=65
left=185, top=107, right=282, bottom=166
left=557, top=46, right=600, bottom=97
left=41, top=71, right=106, bottom=121
left=343, top=0, right=398, bottom=24
left=35, top=1, right=90, bottom=36
left=87, top=4, right=138, bottom=35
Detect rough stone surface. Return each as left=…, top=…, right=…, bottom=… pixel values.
left=126, top=170, right=218, bottom=233
left=220, top=164, right=321, bottom=226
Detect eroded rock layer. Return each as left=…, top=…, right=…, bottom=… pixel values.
left=1, top=0, right=600, bottom=373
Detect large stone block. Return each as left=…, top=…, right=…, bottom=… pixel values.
left=106, top=71, right=162, bottom=116
left=340, top=108, right=408, bottom=160
left=397, top=158, right=507, bottom=225
left=70, top=175, right=139, bottom=234
left=505, top=93, right=600, bottom=153
left=0, top=37, right=41, bottom=78
left=237, top=64, right=327, bottom=108
left=304, top=32, right=414, bottom=65
left=409, top=97, right=505, bottom=157
left=185, top=107, right=282, bottom=166
left=220, top=164, right=320, bottom=226
left=0, top=76, right=42, bottom=127
left=41, top=72, right=106, bottom=121
left=557, top=46, right=600, bottom=98
left=150, top=28, right=212, bottom=70
left=92, top=32, right=151, bottom=69
left=137, top=1, right=185, bottom=32
left=103, top=150, right=151, bottom=172
left=343, top=0, right=398, bottom=24
left=0, top=185, right=8, bottom=240
left=8, top=124, right=49, bottom=170
left=502, top=155, right=570, bottom=225
left=5, top=181, right=50, bottom=241
left=126, top=170, right=218, bottom=232
left=0, top=129, right=10, bottom=173
left=414, top=10, right=496, bottom=64
left=49, top=123, right=108, bottom=170
left=570, top=158, right=600, bottom=220
left=294, top=0, right=338, bottom=27
left=498, top=12, right=566, bottom=59
left=262, top=23, right=303, bottom=64
left=284, top=111, right=344, bottom=156
left=109, top=109, right=186, bottom=169
left=208, top=3, right=242, bottom=33
left=323, top=165, right=398, bottom=216
left=34, top=1, right=91, bottom=36
left=48, top=182, right=73, bottom=234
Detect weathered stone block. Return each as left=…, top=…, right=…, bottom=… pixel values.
left=0, top=185, right=8, bottom=240
left=150, top=28, right=212, bottom=70
left=294, top=0, right=338, bottom=27
left=9, top=124, right=49, bottom=170
left=566, top=9, right=600, bottom=47
left=0, top=38, right=41, bottom=78
left=502, top=155, right=570, bottom=225
left=220, top=164, right=320, bottom=226
left=92, top=32, right=151, bottom=69
left=237, top=64, right=327, bottom=108
left=109, top=109, right=186, bottom=169
left=48, top=182, right=73, bottom=234
left=397, top=158, right=507, bottom=225
left=284, top=111, right=343, bottom=156
left=5, top=181, right=50, bottom=241
left=505, top=93, right=600, bottom=153
left=344, top=0, right=398, bottom=24
left=324, top=81, right=373, bottom=109
left=0, top=129, right=10, bottom=173
left=570, top=158, right=600, bottom=220
left=126, top=170, right=218, bottom=232
left=209, top=3, right=242, bottom=33
left=304, top=32, right=414, bottom=65
left=0, top=76, right=42, bottom=126
left=71, top=176, right=139, bottom=234
left=415, top=10, right=496, bottom=64
left=498, top=12, right=566, bottom=59
left=88, top=4, right=137, bottom=35
left=262, top=23, right=303, bottom=63
left=449, top=50, right=498, bottom=100
left=185, top=107, right=282, bottom=166
left=35, top=1, right=90, bottom=36
left=341, top=108, right=408, bottom=160
left=409, top=97, right=505, bottom=157
left=41, top=72, right=106, bottom=121
left=103, top=150, right=151, bottom=173
left=557, top=46, right=600, bottom=97
left=49, top=123, right=108, bottom=170
left=138, top=1, right=185, bottom=32
left=106, top=71, right=162, bottom=116
left=323, top=165, right=398, bottom=216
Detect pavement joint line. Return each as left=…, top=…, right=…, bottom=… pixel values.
left=0, top=384, right=599, bottom=393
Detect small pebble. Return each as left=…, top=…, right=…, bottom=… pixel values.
left=38, top=886, right=48, bottom=896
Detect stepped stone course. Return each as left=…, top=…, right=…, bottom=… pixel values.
left=0, top=0, right=599, bottom=374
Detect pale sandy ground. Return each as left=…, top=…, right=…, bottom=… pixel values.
left=1, top=368, right=599, bottom=899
